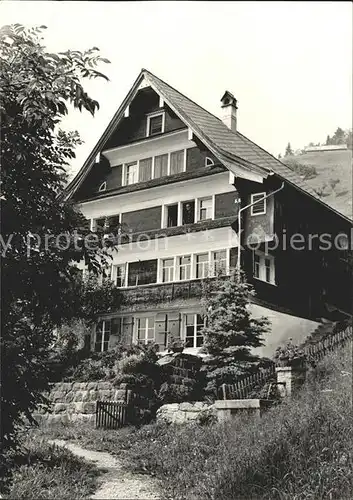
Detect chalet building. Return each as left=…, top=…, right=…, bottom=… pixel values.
left=65, top=69, right=353, bottom=357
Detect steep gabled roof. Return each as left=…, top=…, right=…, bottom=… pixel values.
left=64, top=69, right=351, bottom=224
left=144, top=70, right=318, bottom=197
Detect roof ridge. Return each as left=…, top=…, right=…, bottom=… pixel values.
left=143, top=69, right=225, bottom=125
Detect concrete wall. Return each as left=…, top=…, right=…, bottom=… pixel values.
left=249, top=303, right=320, bottom=358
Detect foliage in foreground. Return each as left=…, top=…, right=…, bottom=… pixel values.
left=39, top=342, right=353, bottom=500
left=0, top=23, right=110, bottom=454
left=3, top=436, right=99, bottom=499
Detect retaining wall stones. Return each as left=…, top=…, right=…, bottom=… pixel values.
left=34, top=381, right=131, bottom=426
left=156, top=401, right=215, bottom=424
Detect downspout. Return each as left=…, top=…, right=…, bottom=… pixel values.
left=236, top=182, right=285, bottom=274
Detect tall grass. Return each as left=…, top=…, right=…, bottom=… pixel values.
left=4, top=436, right=100, bottom=499
left=34, top=342, right=353, bottom=500
left=119, top=342, right=353, bottom=500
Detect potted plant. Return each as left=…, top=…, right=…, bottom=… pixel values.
left=167, top=334, right=185, bottom=354
left=274, top=339, right=306, bottom=368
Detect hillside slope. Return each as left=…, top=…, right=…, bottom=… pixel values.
left=284, top=149, right=352, bottom=219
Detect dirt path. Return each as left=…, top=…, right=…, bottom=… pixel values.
left=49, top=439, right=160, bottom=500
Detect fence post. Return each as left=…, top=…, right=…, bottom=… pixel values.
left=221, top=383, right=227, bottom=400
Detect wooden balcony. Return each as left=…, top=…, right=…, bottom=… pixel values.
left=119, top=278, right=206, bottom=307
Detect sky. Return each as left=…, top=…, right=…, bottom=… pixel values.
left=1, top=1, right=352, bottom=177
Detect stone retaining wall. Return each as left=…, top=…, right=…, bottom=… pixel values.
left=34, top=381, right=131, bottom=426
left=156, top=401, right=215, bottom=424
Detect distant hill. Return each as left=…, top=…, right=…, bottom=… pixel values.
left=284, top=148, right=352, bottom=219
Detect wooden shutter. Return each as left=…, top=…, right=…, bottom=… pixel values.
left=155, top=313, right=168, bottom=350
left=109, top=317, right=122, bottom=348
left=167, top=312, right=181, bottom=341
left=121, top=316, right=134, bottom=345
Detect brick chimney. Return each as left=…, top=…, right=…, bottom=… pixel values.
left=220, top=91, right=238, bottom=132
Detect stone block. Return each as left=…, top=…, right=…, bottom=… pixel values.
left=98, top=389, right=113, bottom=400
left=179, top=402, right=196, bottom=412
left=73, top=391, right=89, bottom=402
left=114, top=390, right=126, bottom=401
left=50, top=391, right=66, bottom=402
left=82, top=402, right=96, bottom=414
left=53, top=403, right=68, bottom=414
left=87, top=382, right=98, bottom=391
left=97, top=382, right=112, bottom=390
left=61, top=382, right=73, bottom=391
left=88, top=390, right=100, bottom=401
left=65, top=391, right=75, bottom=403
left=70, top=402, right=84, bottom=413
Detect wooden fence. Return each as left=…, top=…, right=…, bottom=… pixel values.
left=302, top=323, right=352, bottom=363
left=220, top=322, right=352, bottom=400
left=219, top=365, right=276, bottom=400
left=96, top=401, right=135, bottom=429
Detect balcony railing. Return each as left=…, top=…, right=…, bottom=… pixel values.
left=120, top=279, right=205, bottom=306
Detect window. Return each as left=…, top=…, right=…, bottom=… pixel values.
left=136, top=317, right=155, bottom=344
left=98, top=181, right=107, bottom=192
left=162, top=258, right=175, bottom=283
left=92, top=215, right=120, bottom=233
left=250, top=193, right=266, bottom=215
left=184, top=314, right=205, bottom=348
left=205, top=157, right=214, bottom=167
left=128, top=259, right=157, bottom=286
left=170, top=150, right=185, bottom=175
left=198, top=197, right=213, bottom=221
left=154, top=154, right=168, bottom=178
left=182, top=201, right=195, bottom=225
left=147, top=112, right=164, bottom=136
left=139, top=157, right=152, bottom=182
left=177, top=255, right=191, bottom=280
left=112, top=264, right=126, bottom=287
left=212, top=250, right=227, bottom=276
left=126, top=162, right=138, bottom=185
left=196, top=253, right=209, bottom=279
left=253, top=251, right=275, bottom=284
left=95, top=320, right=111, bottom=352
left=166, top=204, right=178, bottom=227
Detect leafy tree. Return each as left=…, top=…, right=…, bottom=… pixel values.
left=326, top=135, right=331, bottom=145
left=285, top=142, right=293, bottom=156
left=0, top=23, right=111, bottom=465
left=200, top=273, right=270, bottom=395
left=331, top=127, right=345, bottom=145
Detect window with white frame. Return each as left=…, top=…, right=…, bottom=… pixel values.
left=250, top=193, right=266, bottom=215
left=125, top=162, right=138, bottom=185
left=165, top=204, right=178, bottom=227
left=170, top=150, right=185, bottom=175
left=183, top=313, right=205, bottom=348
left=177, top=255, right=191, bottom=280
left=112, top=264, right=126, bottom=287
left=146, top=112, right=164, bottom=137
left=198, top=197, right=213, bottom=221
left=212, top=250, right=227, bottom=276
left=253, top=251, right=275, bottom=284
left=95, top=320, right=111, bottom=352
left=196, top=253, right=209, bottom=279
left=136, top=317, right=155, bottom=344
left=205, top=157, right=214, bottom=167
left=161, top=258, right=175, bottom=283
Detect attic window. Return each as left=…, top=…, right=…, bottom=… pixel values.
left=98, top=181, right=107, bottom=192
left=250, top=193, right=266, bottom=216
left=205, top=157, right=214, bottom=167
left=147, top=112, right=165, bottom=137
